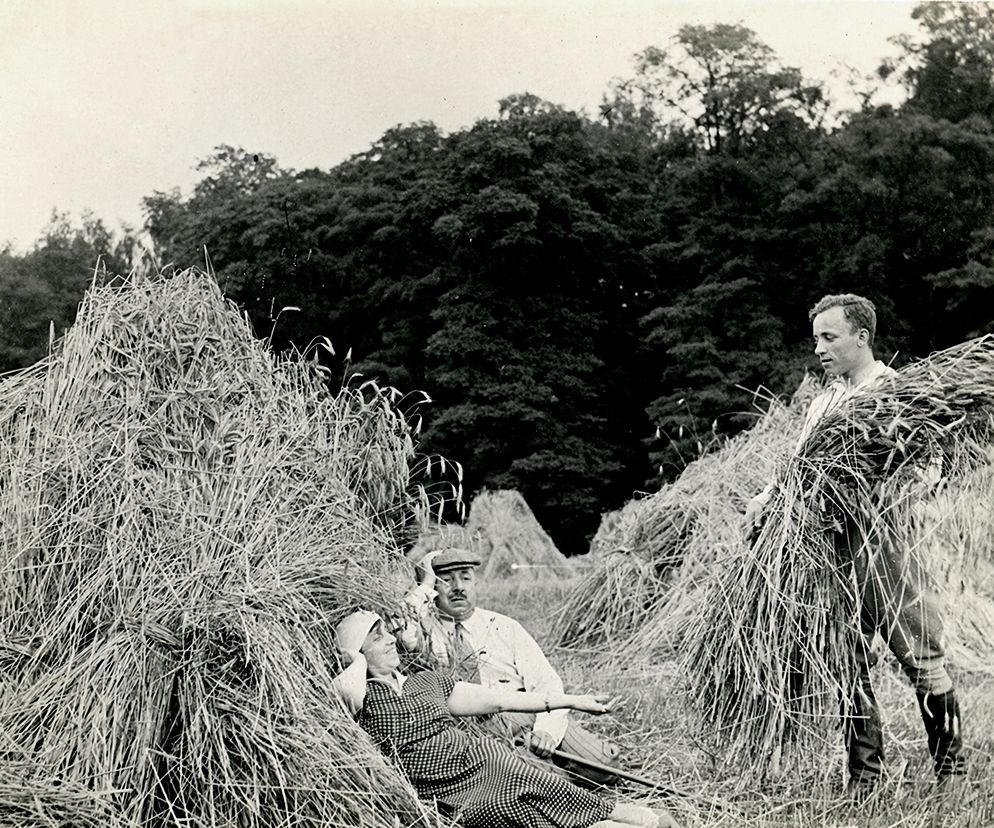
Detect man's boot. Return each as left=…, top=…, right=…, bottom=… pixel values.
left=844, top=687, right=885, bottom=797
left=916, top=691, right=966, bottom=783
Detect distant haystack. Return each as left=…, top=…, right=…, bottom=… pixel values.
left=412, top=489, right=573, bottom=580
left=468, top=489, right=574, bottom=580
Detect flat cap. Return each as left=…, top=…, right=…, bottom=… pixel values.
left=431, top=547, right=482, bottom=573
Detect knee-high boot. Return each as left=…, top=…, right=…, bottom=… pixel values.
left=844, top=684, right=885, bottom=787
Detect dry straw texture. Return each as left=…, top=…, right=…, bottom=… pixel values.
left=686, top=336, right=994, bottom=775
left=0, top=269, right=446, bottom=827
left=552, top=378, right=820, bottom=653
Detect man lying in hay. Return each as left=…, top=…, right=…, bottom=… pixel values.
left=745, top=293, right=967, bottom=798
left=331, top=610, right=682, bottom=828
left=403, top=547, right=623, bottom=787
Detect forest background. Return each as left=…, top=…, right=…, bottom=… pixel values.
left=3, top=3, right=994, bottom=556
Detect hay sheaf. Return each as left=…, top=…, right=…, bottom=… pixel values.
left=686, top=336, right=994, bottom=774
left=0, top=269, right=444, bottom=827
left=553, top=379, right=818, bottom=652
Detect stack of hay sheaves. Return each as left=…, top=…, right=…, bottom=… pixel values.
left=0, top=270, right=441, bottom=827
left=685, top=336, right=994, bottom=775
left=552, top=378, right=819, bottom=654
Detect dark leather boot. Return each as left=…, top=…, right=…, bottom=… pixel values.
left=844, top=685, right=885, bottom=790
left=917, top=691, right=966, bottom=779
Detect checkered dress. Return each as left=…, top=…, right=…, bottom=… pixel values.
left=359, top=670, right=612, bottom=828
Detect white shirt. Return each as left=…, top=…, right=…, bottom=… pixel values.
left=794, top=360, right=897, bottom=453
left=405, top=583, right=569, bottom=744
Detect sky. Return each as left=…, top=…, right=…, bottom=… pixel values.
left=0, top=0, right=920, bottom=250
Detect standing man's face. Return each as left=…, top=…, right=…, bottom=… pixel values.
left=813, top=306, right=868, bottom=380
left=434, top=566, right=477, bottom=622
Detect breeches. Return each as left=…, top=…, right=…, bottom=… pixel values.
left=841, top=518, right=952, bottom=695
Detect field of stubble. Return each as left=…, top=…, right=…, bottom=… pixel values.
left=481, top=577, right=994, bottom=828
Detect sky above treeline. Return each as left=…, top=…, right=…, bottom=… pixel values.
left=1, top=0, right=919, bottom=250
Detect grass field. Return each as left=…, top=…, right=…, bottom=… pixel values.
left=478, top=575, right=994, bottom=828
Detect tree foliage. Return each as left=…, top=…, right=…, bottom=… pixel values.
left=604, top=23, right=827, bottom=154
left=5, top=7, right=994, bottom=553
left=0, top=213, right=137, bottom=372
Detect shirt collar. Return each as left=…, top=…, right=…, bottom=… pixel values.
left=831, top=359, right=891, bottom=393
left=438, top=608, right=476, bottom=627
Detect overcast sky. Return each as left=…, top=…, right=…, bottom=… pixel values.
left=1, top=0, right=919, bottom=250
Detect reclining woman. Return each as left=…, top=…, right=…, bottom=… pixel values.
left=333, top=610, right=680, bottom=828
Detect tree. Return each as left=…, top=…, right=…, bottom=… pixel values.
left=882, top=3, right=994, bottom=123
left=780, top=106, right=994, bottom=356
left=0, top=212, right=137, bottom=372
left=603, top=23, right=827, bottom=155
left=417, top=103, right=658, bottom=553
left=626, top=26, right=828, bottom=476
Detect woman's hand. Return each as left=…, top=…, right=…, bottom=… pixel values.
left=569, top=693, right=617, bottom=715
left=526, top=729, right=558, bottom=758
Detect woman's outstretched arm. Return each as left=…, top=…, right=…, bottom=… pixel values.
left=446, top=682, right=613, bottom=718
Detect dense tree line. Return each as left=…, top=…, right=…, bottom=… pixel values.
left=3, top=4, right=994, bottom=554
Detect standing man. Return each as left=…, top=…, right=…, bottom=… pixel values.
left=746, top=294, right=966, bottom=796
left=404, top=547, right=622, bottom=787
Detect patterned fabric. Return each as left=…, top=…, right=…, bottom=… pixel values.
left=358, top=670, right=612, bottom=828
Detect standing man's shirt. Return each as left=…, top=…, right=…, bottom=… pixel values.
left=405, top=583, right=569, bottom=744
left=795, top=360, right=897, bottom=452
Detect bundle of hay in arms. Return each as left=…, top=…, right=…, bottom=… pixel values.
left=0, top=269, right=449, bottom=827
left=552, top=378, right=820, bottom=653
left=685, top=335, right=994, bottom=774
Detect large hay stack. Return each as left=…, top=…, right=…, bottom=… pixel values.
left=553, top=379, right=818, bottom=652
left=0, top=270, right=441, bottom=827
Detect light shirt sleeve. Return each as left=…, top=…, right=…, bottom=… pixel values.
left=405, top=582, right=436, bottom=616
left=465, top=610, right=569, bottom=746
left=402, top=582, right=447, bottom=658
left=792, top=386, right=841, bottom=455
left=505, top=617, right=568, bottom=745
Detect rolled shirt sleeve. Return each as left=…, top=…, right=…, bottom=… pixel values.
left=405, top=582, right=437, bottom=616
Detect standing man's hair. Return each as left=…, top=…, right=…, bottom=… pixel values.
left=809, top=294, right=877, bottom=347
